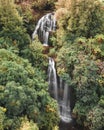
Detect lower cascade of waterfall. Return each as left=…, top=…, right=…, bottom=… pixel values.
left=48, top=57, right=72, bottom=123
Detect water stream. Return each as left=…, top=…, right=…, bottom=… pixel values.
left=48, top=57, right=58, bottom=100
left=32, top=13, right=56, bottom=46
left=48, top=58, right=72, bottom=124
left=32, top=13, right=76, bottom=130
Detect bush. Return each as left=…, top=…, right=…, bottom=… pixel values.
left=55, top=0, right=104, bottom=46
left=0, top=107, right=6, bottom=130
left=19, top=117, right=39, bottom=130
left=0, top=49, right=59, bottom=130
left=0, top=0, right=31, bottom=54
left=22, top=38, right=48, bottom=69
left=56, top=36, right=104, bottom=129
left=86, top=106, right=104, bottom=130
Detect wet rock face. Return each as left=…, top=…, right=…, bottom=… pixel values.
left=42, top=45, right=50, bottom=54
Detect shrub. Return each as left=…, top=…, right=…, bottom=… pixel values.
left=0, top=0, right=30, bottom=54
left=22, top=38, right=48, bottom=69
left=56, top=36, right=104, bottom=129
left=0, top=106, right=6, bottom=130
left=86, top=106, right=104, bottom=130
left=55, top=0, right=104, bottom=46
left=19, top=117, right=39, bottom=130
left=0, top=49, right=59, bottom=130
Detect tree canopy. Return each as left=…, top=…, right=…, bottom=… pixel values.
left=0, top=0, right=104, bottom=130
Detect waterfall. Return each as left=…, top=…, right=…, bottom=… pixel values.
left=59, top=83, right=72, bottom=122
left=48, top=58, right=72, bottom=123
left=33, top=12, right=72, bottom=123
left=48, top=57, right=58, bottom=100
left=32, top=13, right=56, bottom=46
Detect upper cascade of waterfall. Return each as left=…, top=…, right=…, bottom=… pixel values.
left=32, top=12, right=57, bottom=46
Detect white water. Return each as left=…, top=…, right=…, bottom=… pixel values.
left=59, top=83, right=72, bottom=122
left=48, top=57, right=58, bottom=100
left=32, top=13, right=56, bottom=45
left=33, top=13, right=72, bottom=123
left=48, top=58, right=72, bottom=123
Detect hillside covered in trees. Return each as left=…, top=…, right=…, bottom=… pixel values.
left=0, top=0, right=104, bottom=130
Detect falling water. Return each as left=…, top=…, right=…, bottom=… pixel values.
left=59, top=83, right=72, bottom=122
left=48, top=57, right=58, bottom=100
left=32, top=12, right=72, bottom=125
left=48, top=58, right=72, bottom=123
left=32, top=13, right=56, bottom=46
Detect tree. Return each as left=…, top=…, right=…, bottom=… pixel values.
left=56, top=36, right=104, bottom=129
left=0, top=0, right=30, bottom=54
left=55, top=0, right=104, bottom=46
left=0, top=49, right=59, bottom=130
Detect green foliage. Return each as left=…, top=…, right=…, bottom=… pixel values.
left=56, top=35, right=104, bottom=129
left=19, top=117, right=39, bottom=130
left=4, top=116, right=22, bottom=130
left=17, top=1, right=36, bottom=35
left=0, top=49, right=59, bottom=130
left=94, top=34, right=104, bottom=58
left=56, top=2, right=104, bottom=127
left=0, top=107, right=6, bottom=130
left=37, top=96, right=59, bottom=130
left=0, top=0, right=30, bottom=54
left=86, top=106, right=104, bottom=130
left=0, top=0, right=22, bottom=27
left=68, top=0, right=104, bottom=37
left=0, top=37, right=19, bottom=54
left=99, top=95, right=104, bottom=107
left=0, top=0, right=103, bottom=130
left=56, top=0, right=104, bottom=46
left=22, top=38, right=48, bottom=69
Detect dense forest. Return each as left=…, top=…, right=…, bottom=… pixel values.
left=0, top=0, right=104, bottom=130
